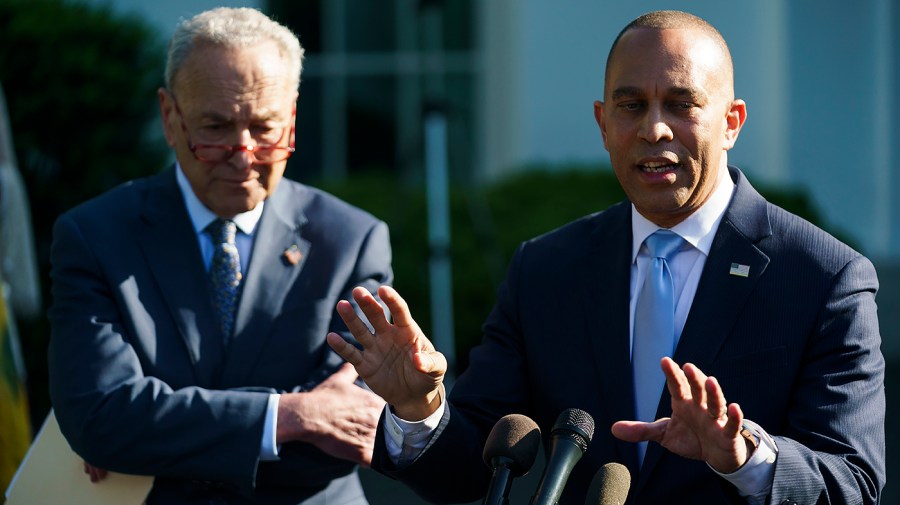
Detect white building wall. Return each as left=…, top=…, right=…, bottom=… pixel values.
left=479, top=0, right=896, bottom=261
left=70, top=0, right=898, bottom=261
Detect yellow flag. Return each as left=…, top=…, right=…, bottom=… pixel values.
left=0, top=286, right=31, bottom=499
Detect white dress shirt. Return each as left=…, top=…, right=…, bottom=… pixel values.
left=176, top=164, right=281, bottom=461
left=385, top=165, right=776, bottom=502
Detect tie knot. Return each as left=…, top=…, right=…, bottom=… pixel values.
left=208, top=219, right=237, bottom=246
left=645, top=230, right=683, bottom=261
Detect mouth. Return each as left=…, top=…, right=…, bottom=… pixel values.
left=638, top=160, right=679, bottom=173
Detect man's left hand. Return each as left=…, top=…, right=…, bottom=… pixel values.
left=611, top=357, right=750, bottom=473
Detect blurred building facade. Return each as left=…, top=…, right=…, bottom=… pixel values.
left=75, top=0, right=898, bottom=344
left=78, top=0, right=898, bottom=261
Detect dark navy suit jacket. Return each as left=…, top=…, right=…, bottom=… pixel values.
left=49, top=168, right=393, bottom=504
left=374, top=167, right=885, bottom=504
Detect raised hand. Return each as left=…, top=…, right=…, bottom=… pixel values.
left=326, top=285, right=447, bottom=421
left=611, top=357, right=750, bottom=473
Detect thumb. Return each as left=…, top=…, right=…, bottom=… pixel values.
left=611, top=418, right=669, bottom=443
left=325, top=362, right=360, bottom=384
left=414, top=350, right=448, bottom=378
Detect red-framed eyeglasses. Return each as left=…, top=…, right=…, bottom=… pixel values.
left=170, top=93, right=296, bottom=164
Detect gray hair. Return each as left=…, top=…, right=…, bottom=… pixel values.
left=165, top=7, right=304, bottom=92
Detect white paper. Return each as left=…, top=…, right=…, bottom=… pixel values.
left=5, top=411, right=153, bottom=505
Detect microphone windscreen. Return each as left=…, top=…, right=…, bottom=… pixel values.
left=552, top=408, right=595, bottom=450
left=586, top=463, right=630, bottom=505
left=482, top=414, right=542, bottom=476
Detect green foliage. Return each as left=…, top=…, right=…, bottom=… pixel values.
left=0, top=0, right=168, bottom=220
left=0, top=0, right=169, bottom=423
left=318, top=166, right=626, bottom=371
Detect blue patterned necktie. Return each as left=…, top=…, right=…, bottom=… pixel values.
left=208, top=219, right=242, bottom=340
left=632, top=229, right=684, bottom=464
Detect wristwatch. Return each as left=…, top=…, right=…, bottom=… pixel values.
left=741, top=419, right=778, bottom=464
left=740, top=425, right=759, bottom=449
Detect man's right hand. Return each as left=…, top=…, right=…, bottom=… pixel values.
left=326, top=285, right=446, bottom=421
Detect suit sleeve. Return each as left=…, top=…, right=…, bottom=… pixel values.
left=768, top=254, right=885, bottom=504
left=48, top=213, right=268, bottom=492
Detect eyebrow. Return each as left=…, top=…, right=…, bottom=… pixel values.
left=610, top=86, right=643, bottom=101
left=610, top=86, right=706, bottom=103
left=197, top=110, right=285, bottom=123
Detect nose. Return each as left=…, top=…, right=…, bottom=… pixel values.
left=638, top=105, right=674, bottom=144
left=228, top=129, right=257, bottom=169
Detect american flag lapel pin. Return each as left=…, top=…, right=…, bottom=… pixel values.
left=283, top=244, right=303, bottom=265
left=729, top=263, right=750, bottom=277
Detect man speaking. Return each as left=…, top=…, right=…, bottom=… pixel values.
left=328, top=10, right=885, bottom=504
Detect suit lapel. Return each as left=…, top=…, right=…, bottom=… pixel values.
left=581, top=202, right=641, bottom=472
left=137, top=169, right=225, bottom=387
left=221, top=182, right=310, bottom=385
left=637, top=167, right=773, bottom=484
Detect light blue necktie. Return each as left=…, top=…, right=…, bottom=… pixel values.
left=632, top=230, right=683, bottom=464
left=208, top=219, right=242, bottom=340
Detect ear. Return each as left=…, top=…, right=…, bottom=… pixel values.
left=158, top=88, right=177, bottom=148
left=289, top=91, right=299, bottom=145
left=593, top=100, right=609, bottom=151
left=722, top=99, right=747, bottom=151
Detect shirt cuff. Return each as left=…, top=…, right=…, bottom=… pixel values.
left=384, top=386, right=448, bottom=466
left=260, top=393, right=281, bottom=461
left=711, top=419, right=777, bottom=503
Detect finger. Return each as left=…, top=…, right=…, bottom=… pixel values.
left=661, top=357, right=691, bottom=401
left=611, top=418, right=670, bottom=443
left=682, top=363, right=709, bottom=411
left=378, top=285, right=417, bottom=328
left=352, top=286, right=393, bottom=334
left=326, top=332, right=364, bottom=366
left=328, top=362, right=360, bottom=383
left=705, top=376, right=728, bottom=420
left=724, top=402, right=744, bottom=436
left=336, top=299, right=376, bottom=346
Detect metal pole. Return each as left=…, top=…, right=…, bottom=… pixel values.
left=424, top=109, right=456, bottom=377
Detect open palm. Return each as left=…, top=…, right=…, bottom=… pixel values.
left=327, top=285, right=447, bottom=421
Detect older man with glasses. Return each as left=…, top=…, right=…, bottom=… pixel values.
left=47, top=7, right=392, bottom=504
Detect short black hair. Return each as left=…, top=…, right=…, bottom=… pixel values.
left=605, top=10, right=733, bottom=90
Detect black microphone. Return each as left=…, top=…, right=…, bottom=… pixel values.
left=529, top=408, right=595, bottom=505
left=482, top=414, right=542, bottom=505
left=585, top=463, right=630, bottom=505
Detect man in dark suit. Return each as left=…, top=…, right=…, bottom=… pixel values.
left=327, top=10, right=885, bottom=505
left=47, top=7, right=392, bottom=504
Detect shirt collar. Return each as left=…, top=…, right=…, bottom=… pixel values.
left=630, top=164, right=735, bottom=263
left=175, top=162, right=264, bottom=236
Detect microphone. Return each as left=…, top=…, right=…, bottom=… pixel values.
left=529, top=408, right=595, bottom=505
left=482, top=414, right=542, bottom=505
left=585, top=463, right=630, bottom=505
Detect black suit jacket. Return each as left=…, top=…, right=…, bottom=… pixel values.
left=374, top=167, right=885, bottom=504
left=49, top=168, right=393, bottom=504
